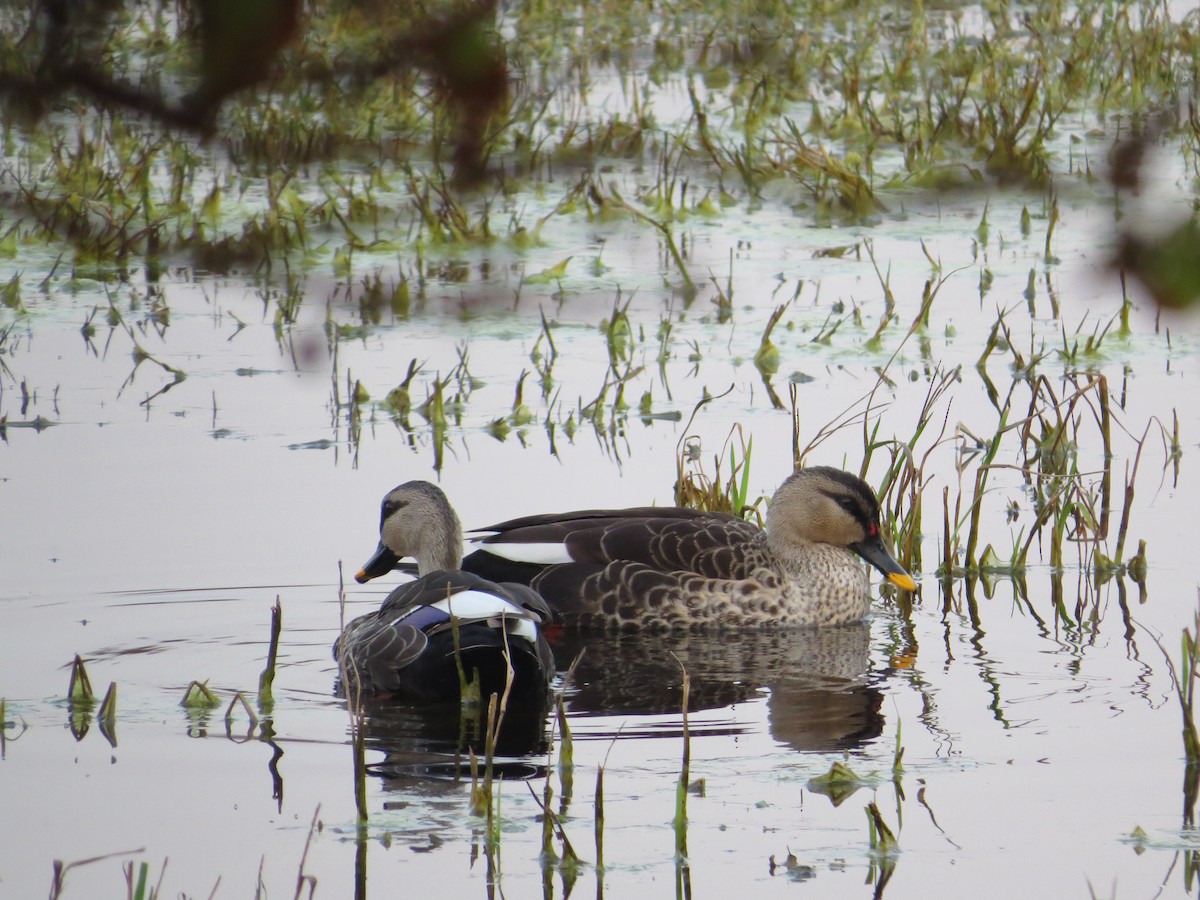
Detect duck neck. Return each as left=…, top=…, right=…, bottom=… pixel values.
left=416, top=527, right=462, bottom=576
left=764, top=529, right=861, bottom=577
left=763, top=529, right=810, bottom=575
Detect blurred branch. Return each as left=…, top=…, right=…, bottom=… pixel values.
left=2, top=0, right=506, bottom=181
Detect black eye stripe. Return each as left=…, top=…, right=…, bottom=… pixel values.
left=818, top=488, right=876, bottom=524
left=380, top=498, right=407, bottom=531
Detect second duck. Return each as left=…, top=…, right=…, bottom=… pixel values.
left=341, top=481, right=555, bottom=703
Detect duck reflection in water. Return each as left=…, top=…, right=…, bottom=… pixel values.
left=343, top=689, right=552, bottom=789
left=553, top=623, right=882, bottom=753
left=344, top=621, right=881, bottom=792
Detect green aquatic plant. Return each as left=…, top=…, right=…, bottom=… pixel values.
left=1150, top=599, right=1200, bottom=827
left=0, top=698, right=26, bottom=754
left=674, top=393, right=761, bottom=518
left=807, top=760, right=872, bottom=807
left=866, top=801, right=899, bottom=894
left=672, top=654, right=693, bottom=899
left=768, top=849, right=815, bottom=881
left=225, top=691, right=257, bottom=726
left=47, top=848, right=152, bottom=900
left=1172, top=615, right=1199, bottom=762
left=866, top=801, right=899, bottom=855
left=335, top=565, right=370, bottom=830
left=555, top=695, right=574, bottom=805
left=753, top=303, right=787, bottom=376
left=529, top=775, right=581, bottom=881
left=123, top=859, right=159, bottom=900
left=68, top=654, right=94, bottom=703
left=588, top=182, right=694, bottom=295
left=98, top=682, right=117, bottom=746
left=180, top=680, right=219, bottom=710
left=525, top=257, right=572, bottom=286
left=257, top=598, right=281, bottom=713
left=382, top=359, right=421, bottom=423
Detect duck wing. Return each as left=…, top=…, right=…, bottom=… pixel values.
left=334, top=584, right=433, bottom=695
left=464, top=508, right=763, bottom=583
left=579, top=514, right=764, bottom=578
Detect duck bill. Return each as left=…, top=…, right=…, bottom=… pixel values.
left=850, top=533, right=917, bottom=592
left=355, top=542, right=400, bottom=584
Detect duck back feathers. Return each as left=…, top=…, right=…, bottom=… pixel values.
left=465, top=508, right=762, bottom=579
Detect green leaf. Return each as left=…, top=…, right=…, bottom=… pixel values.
left=525, top=257, right=572, bottom=285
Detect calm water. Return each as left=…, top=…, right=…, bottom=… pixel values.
left=4, top=7, right=1200, bottom=899
left=3, top=190, right=1198, bottom=898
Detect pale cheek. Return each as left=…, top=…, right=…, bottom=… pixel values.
left=382, top=519, right=411, bottom=555
left=840, top=524, right=867, bottom=545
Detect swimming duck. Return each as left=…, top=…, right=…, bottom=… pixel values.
left=339, top=481, right=555, bottom=702
left=402, top=466, right=916, bottom=631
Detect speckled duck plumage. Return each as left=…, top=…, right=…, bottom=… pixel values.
left=338, top=481, right=555, bottom=701
left=357, top=467, right=916, bottom=632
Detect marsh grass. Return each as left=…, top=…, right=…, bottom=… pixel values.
left=672, top=657, right=693, bottom=900
left=0, top=0, right=1190, bottom=291
left=123, top=859, right=159, bottom=900
left=224, top=693, right=258, bottom=737
left=588, top=182, right=696, bottom=295
left=180, top=680, right=220, bottom=709
left=98, top=682, right=118, bottom=747
left=66, top=654, right=98, bottom=740
left=530, top=759, right=582, bottom=887
left=468, top=628, right=519, bottom=853
left=257, top=598, right=282, bottom=714
left=47, top=848, right=148, bottom=900
left=1157, top=600, right=1200, bottom=792
left=674, top=390, right=762, bottom=518
left=68, top=654, right=94, bottom=703
left=865, top=802, right=899, bottom=896
left=335, top=563, right=370, bottom=830
left=0, top=698, right=22, bottom=756
left=49, top=801, right=326, bottom=899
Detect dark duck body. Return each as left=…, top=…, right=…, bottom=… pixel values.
left=340, top=481, right=555, bottom=702
left=357, top=467, right=916, bottom=631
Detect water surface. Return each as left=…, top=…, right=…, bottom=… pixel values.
left=3, top=2, right=1200, bottom=897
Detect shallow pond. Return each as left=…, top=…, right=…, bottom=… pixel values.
left=4, top=2, right=1200, bottom=898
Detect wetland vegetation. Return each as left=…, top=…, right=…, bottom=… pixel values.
left=1, top=0, right=1200, bottom=896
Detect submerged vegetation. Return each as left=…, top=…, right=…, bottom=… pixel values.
left=0, top=0, right=1195, bottom=282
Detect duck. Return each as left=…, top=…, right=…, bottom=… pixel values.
left=369, top=466, right=915, bottom=631
left=338, top=481, right=556, bottom=703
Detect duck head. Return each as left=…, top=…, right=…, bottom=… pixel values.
left=767, top=467, right=916, bottom=591
left=355, top=481, right=463, bottom=582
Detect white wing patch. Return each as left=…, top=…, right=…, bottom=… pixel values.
left=433, top=591, right=539, bottom=643
left=468, top=539, right=574, bottom=565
